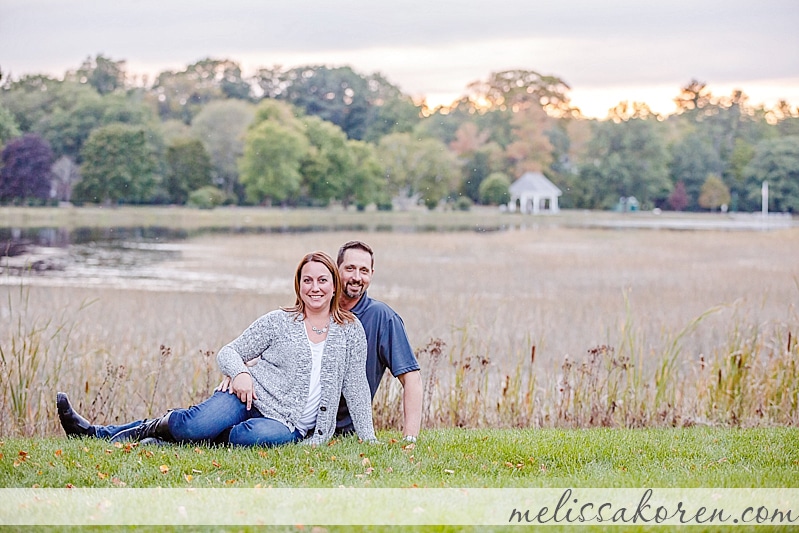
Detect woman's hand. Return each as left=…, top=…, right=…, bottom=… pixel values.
left=217, top=359, right=257, bottom=392
left=230, top=372, right=257, bottom=410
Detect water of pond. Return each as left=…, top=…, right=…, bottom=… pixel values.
left=0, top=223, right=510, bottom=292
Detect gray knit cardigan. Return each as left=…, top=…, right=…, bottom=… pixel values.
left=216, top=309, right=376, bottom=445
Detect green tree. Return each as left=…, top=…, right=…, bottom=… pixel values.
left=239, top=121, right=309, bottom=205
left=191, top=99, right=255, bottom=198
left=0, top=75, right=68, bottom=132
left=744, top=136, right=799, bottom=213
left=465, top=69, right=574, bottom=117
left=577, top=118, right=671, bottom=209
left=38, top=91, right=154, bottom=162
left=164, top=138, right=213, bottom=204
left=698, top=174, right=731, bottom=211
left=67, top=54, right=127, bottom=95
left=478, top=172, right=511, bottom=205
left=669, top=131, right=722, bottom=210
left=238, top=100, right=309, bottom=205
left=75, top=124, right=158, bottom=204
left=0, top=103, right=21, bottom=146
left=344, top=140, right=382, bottom=209
left=377, top=133, right=458, bottom=210
left=255, top=65, right=420, bottom=142
left=297, top=115, right=354, bottom=205
left=150, top=58, right=249, bottom=123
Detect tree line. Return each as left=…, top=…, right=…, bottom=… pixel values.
left=1, top=55, right=798, bottom=212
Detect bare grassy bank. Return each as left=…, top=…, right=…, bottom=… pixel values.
left=2, top=225, right=798, bottom=435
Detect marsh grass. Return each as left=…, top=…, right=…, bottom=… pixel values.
left=1, top=223, right=798, bottom=436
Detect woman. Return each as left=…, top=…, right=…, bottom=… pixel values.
left=57, top=251, right=376, bottom=447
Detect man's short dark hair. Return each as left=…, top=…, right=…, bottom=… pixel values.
left=337, top=240, right=374, bottom=268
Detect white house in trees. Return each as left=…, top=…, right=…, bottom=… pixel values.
left=508, top=171, right=562, bottom=214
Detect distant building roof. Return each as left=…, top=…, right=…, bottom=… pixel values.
left=509, top=172, right=562, bottom=197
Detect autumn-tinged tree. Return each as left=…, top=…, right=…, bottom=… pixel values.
left=698, top=174, right=731, bottom=211
left=0, top=134, right=54, bottom=203
left=505, top=105, right=554, bottom=175
left=674, top=79, right=713, bottom=114
left=668, top=181, right=689, bottom=211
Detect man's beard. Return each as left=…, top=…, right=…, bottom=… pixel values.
left=344, top=282, right=364, bottom=298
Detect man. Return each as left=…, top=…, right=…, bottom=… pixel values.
left=334, top=240, right=422, bottom=442
left=57, top=240, right=422, bottom=443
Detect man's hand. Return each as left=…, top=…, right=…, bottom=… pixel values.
left=230, top=372, right=257, bottom=410
left=216, top=375, right=232, bottom=392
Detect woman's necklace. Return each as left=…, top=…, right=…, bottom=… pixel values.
left=311, top=324, right=328, bottom=335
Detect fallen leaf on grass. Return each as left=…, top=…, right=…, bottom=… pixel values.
left=98, top=472, right=108, bottom=480
left=18, top=450, right=28, bottom=462
left=444, top=469, right=455, bottom=474
left=361, top=457, right=371, bottom=467
left=192, top=469, right=202, bottom=474
left=65, top=483, right=74, bottom=489
left=184, top=474, right=193, bottom=483
left=111, top=478, right=125, bottom=487
left=212, top=460, right=221, bottom=468
left=54, top=449, right=62, bottom=458
left=159, top=465, right=169, bottom=474
left=194, top=447, right=204, bottom=455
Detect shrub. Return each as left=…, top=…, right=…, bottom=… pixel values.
left=187, top=186, right=225, bottom=209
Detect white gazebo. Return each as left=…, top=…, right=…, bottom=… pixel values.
left=508, top=171, right=562, bottom=214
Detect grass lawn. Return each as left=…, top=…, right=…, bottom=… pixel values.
left=4, top=427, right=798, bottom=489
left=2, top=427, right=798, bottom=531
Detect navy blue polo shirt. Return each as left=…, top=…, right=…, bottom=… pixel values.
left=335, top=292, right=419, bottom=432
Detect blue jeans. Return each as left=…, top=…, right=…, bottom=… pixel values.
left=95, top=392, right=304, bottom=447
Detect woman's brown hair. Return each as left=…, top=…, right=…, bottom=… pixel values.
left=282, top=251, right=355, bottom=325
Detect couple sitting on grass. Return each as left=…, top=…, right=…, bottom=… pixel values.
left=57, top=241, right=423, bottom=448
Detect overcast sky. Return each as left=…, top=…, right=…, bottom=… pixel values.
left=2, top=0, right=798, bottom=118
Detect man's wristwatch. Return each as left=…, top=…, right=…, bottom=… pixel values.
left=403, top=435, right=417, bottom=443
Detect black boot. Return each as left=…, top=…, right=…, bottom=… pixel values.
left=56, top=392, right=95, bottom=438
left=109, top=412, right=174, bottom=443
